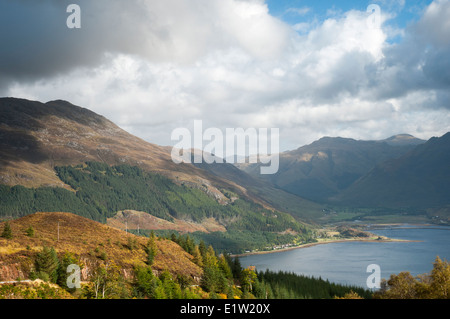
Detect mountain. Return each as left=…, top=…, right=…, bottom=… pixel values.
left=335, top=132, right=450, bottom=209
left=0, top=97, right=233, bottom=196
left=0, top=212, right=202, bottom=282
left=238, top=135, right=425, bottom=202
left=0, top=97, right=319, bottom=211
left=0, top=97, right=320, bottom=252
left=383, top=134, right=426, bottom=146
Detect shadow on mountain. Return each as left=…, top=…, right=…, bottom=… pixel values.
left=0, top=98, right=52, bottom=165
left=0, top=129, right=48, bottom=165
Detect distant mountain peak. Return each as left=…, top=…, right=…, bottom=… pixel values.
left=382, top=134, right=425, bottom=146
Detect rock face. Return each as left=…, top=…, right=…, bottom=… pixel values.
left=0, top=262, right=28, bottom=282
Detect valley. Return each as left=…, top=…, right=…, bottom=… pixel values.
left=0, top=97, right=449, bottom=300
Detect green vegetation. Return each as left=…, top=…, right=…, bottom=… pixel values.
left=0, top=162, right=314, bottom=252
left=184, top=230, right=316, bottom=254
left=320, top=206, right=430, bottom=224
left=31, top=246, right=60, bottom=283
left=255, top=269, right=372, bottom=299
left=0, top=281, right=73, bottom=299
left=145, top=232, right=158, bottom=266
left=374, top=256, right=450, bottom=299
left=134, top=233, right=373, bottom=300
left=0, top=183, right=102, bottom=221
left=1, top=221, right=13, bottom=239
left=1, top=227, right=448, bottom=299
left=25, top=225, right=35, bottom=237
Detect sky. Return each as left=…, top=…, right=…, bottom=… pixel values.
left=0, top=0, right=449, bottom=153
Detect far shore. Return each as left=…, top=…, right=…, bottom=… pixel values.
left=230, top=236, right=418, bottom=258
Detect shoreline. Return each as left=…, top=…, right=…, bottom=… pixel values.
left=230, top=236, right=417, bottom=258
left=230, top=222, right=444, bottom=258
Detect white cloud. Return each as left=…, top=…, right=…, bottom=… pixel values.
left=285, top=7, right=311, bottom=16
left=3, top=0, right=450, bottom=150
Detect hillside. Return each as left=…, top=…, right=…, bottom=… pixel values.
left=193, top=157, right=323, bottom=223
left=0, top=212, right=374, bottom=300
left=0, top=97, right=321, bottom=216
left=0, top=97, right=235, bottom=195
left=336, top=132, right=450, bottom=210
left=238, top=135, right=424, bottom=202
left=0, top=212, right=202, bottom=282
left=0, top=97, right=320, bottom=252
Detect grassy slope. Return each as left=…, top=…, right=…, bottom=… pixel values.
left=0, top=212, right=202, bottom=281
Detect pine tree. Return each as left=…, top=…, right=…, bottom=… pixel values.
left=134, top=266, right=158, bottom=298
left=1, top=222, right=13, bottom=239
left=34, top=246, right=60, bottom=283
left=218, top=254, right=233, bottom=280
left=25, top=225, right=35, bottom=237
left=192, top=245, right=203, bottom=267
left=145, top=231, right=158, bottom=266
left=159, top=270, right=183, bottom=299
left=57, top=252, right=79, bottom=290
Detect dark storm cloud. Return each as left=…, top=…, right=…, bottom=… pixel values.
left=0, top=1, right=95, bottom=81
left=0, top=0, right=200, bottom=88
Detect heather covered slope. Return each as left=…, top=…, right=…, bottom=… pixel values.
left=0, top=98, right=319, bottom=252
left=0, top=212, right=202, bottom=282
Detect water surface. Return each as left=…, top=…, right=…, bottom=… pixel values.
left=240, top=225, right=450, bottom=288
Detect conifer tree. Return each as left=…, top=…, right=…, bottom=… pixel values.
left=25, top=225, right=34, bottom=237
left=192, top=245, right=203, bottom=267
left=145, top=231, right=158, bottom=266
left=1, top=222, right=13, bottom=239
left=34, top=246, right=60, bottom=283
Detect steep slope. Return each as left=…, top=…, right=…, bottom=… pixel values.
left=193, top=158, right=324, bottom=223
left=0, top=212, right=202, bottom=282
left=336, top=132, right=450, bottom=209
left=238, top=135, right=424, bottom=202
left=0, top=97, right=320, bottom=216
left=0, top=97, right=234, bottom=198
left=0, top=97, right=319, bottom=251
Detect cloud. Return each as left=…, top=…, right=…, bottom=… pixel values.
left=0, top=0, right=291, bottom=80
left=285, top=7, right=311, bottom=16
left=1, top=0, right=449, bottom=150
left=364, top=0, right=450, bottom=104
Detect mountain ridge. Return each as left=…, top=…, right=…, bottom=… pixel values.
left=335, top=132, right=450, bottom=209
left=238, top=133, right=426, bottom=202
left=0, top=97, right=320, bottom=252
left=0, top=97, right=321, bottom=218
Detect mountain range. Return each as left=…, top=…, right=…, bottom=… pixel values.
left=0, top=98, right=320, bottom=253
left=1, top=97, right=449, bottom=249
left=335, top=132, right=450, bottom=209
left=238, top=134, right=425, bottom=202
left=238, top=131, right=450, bottom=222
left=0, top=97, right=320, bottom=213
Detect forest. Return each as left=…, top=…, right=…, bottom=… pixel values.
left=1, top=220, right=448, bottom=300
left=0, top=162, right=314, bottom=253
left=0, top=227, right=373, bottom=299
